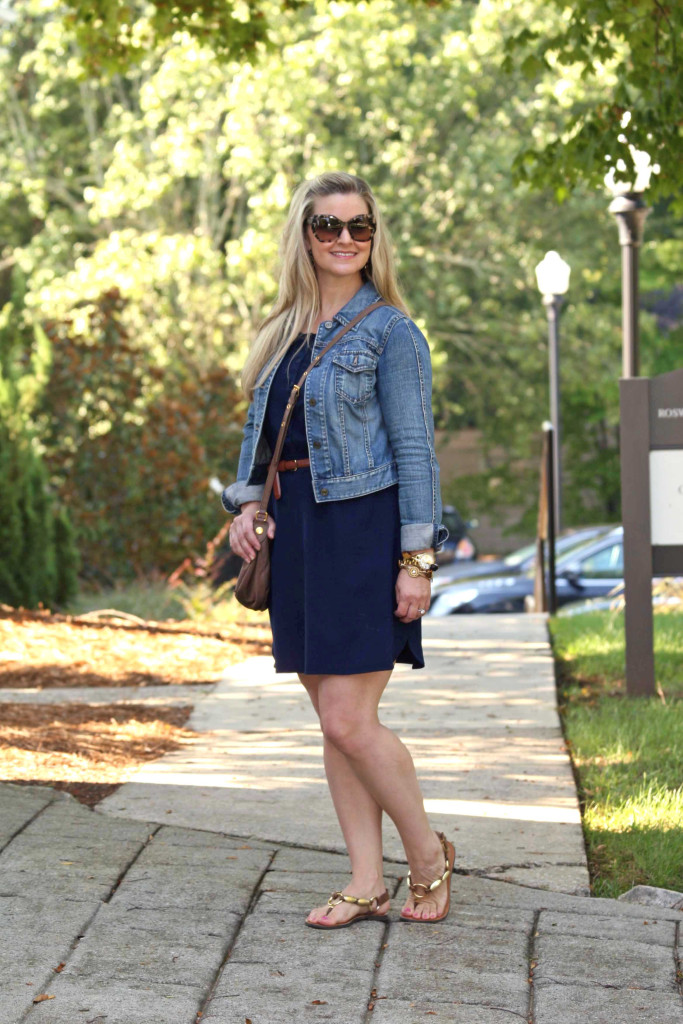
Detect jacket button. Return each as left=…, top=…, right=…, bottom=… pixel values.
left=312, top=440, right=321, bottom=449
left=309, top=397, right=316, bottom=406
left=320, top=488, right=329, bottom=496
left=324, top=320, right=333, bottom=328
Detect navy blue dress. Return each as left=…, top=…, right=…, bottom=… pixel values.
left=263, top=334, right=424, bottom=675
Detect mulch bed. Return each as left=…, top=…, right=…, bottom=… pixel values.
left=0, top=702, right=198, bottom=806
left=0, top=606, right=272, bottom=806
left=0, top=605, right=271, bottom=688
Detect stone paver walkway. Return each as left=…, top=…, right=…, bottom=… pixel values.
left=1, top=614, right=681, bottom=1024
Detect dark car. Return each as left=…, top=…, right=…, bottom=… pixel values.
left=433, top=524, right=612, bottom=584
left=429, top=527, right=625, bottom=615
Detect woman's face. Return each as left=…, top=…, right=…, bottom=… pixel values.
left=306, top=192, right=373, bottom=284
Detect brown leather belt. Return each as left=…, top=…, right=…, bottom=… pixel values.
left=273, top=458, right=310, bottom=499
left=277, top=458, right=310, bottom=471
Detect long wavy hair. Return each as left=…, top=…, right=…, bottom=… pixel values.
left=241, top=172, right=409, bottom=399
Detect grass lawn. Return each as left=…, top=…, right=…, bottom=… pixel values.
left=549, top=610, right=683, bottom=899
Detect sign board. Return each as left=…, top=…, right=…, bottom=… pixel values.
left=649, top=450, right=683, bottom=545
left=620, top=366, right=683, bottom=695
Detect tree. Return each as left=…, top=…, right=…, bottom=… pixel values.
left=502, top=0, right=683, bottom=211
left=1, top=0, right=680, bottom=576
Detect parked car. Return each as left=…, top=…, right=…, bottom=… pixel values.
left=433, top=524, right=614, bottom=586
left=429, top=527, right=627, bottom=615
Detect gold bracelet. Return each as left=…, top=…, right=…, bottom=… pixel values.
left=398, top=554, right=438, bottom=580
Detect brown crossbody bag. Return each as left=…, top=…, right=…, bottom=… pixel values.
left=233, top=301, right=388, bottom=610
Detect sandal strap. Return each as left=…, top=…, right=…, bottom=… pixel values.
left=327, top=889, right=390, bottom=911
left=406, top=832, right=453, bottom=900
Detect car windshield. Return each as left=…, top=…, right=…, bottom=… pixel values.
left=520, top=529, right=618, bottom=579
left=504, top=532, right=599, bottom=567
left=503, top=542, right=536, bottom=567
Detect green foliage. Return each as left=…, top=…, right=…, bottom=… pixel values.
left=0, top=421, right=79, bottom=608
left=62, top=0, right=275, bottom=73
left=551, top=611, right=683, bottom=896
left=502, top=0, right=683, bottom=211
left=0, top=269, right=79, bottom=608
left=1, top=0, right=681, bottom=580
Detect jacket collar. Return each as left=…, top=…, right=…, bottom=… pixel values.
left=332, top=281, right=382, bottom=325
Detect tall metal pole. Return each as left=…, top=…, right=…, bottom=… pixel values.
left=545, top=421, right=557, bottom=614
left=609, top=190, right=653, bottom=696
left=608, top=193, right=649, bottom=378
left=543, top=295, right=563, bottom=536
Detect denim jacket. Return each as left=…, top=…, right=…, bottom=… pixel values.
left=222, top=282, right=448, bottom=552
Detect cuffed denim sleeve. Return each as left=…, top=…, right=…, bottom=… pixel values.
left=401, top=521, right=449, bottom=552
left=221, top=481, right=264, bottom=515
left=376, top=318, right=447, bottom=553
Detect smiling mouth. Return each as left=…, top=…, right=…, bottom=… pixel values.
left=330, top=251, right=357, bottom=257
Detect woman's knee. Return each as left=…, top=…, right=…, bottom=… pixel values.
left=320, top=711, right=375, bottom=756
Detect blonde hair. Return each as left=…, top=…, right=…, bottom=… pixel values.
left=241, top=172, right=409, bottom=399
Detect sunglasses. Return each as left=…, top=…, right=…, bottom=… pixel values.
left=307, top=214, right=376, bottom=243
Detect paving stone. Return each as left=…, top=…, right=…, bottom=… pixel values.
left=61, top=903, right=242, bottom=988
left=0, top=800, right=151, bottom=902
left=228, top=908, right=385, bottom=971
left=534, top=933, right=678, bottom=990
left=618, top=885, right=683, bottom=911
left=377, top=923, right=529, bottom=1016
left=482, top=862, right=590, bottom=895
left=370, top=1002, right=528, bottom=1023
left=20, top=976, right=204, bottom=1024
left=203, top=963, right=374, bottom=1024
left=114, top=843, right=271, bottom=915
left=0, top=783, right=55, bottom=849
left=538, top=908, right=676, bottom=947
left=534, top=983, right=683, bottom=1023
left=0, top=897, right=100, bottom=1024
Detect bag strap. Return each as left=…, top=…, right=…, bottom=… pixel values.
left=252, top=300, right=388, bottom=530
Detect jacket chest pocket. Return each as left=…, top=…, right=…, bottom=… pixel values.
left=333, top=351, right=377, bottom=405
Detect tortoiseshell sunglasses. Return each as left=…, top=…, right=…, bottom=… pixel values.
left=307, top=214, right=376, bottom=243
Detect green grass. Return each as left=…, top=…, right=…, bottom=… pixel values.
left=549, top=610, right=683, bottom=899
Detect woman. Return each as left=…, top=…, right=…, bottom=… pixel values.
left=223, top=172, right=453, bottom=928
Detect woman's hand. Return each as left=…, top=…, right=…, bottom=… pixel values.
left=229, top=501, right=276, bottom=563
left=394, top=569, right=431, bottom=623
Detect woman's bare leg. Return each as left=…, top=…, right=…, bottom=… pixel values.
left=300, top=670, right=450, bottom=923
left=299, top=673, right=388, bottom=925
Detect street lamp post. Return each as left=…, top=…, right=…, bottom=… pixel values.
left=607, top=154, right=655, bottom=696
left=608, top=193, right=649, bottom=378
left=535, top=251, right=571, bottom=537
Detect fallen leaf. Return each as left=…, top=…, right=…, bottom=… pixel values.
left=311, top=1000, right=327, bottom=1005
left=53, top=962, right=66, bottom=973
left=33, top=994, right=56, bottom=1003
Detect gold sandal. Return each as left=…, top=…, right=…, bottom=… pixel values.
left=400, top=831, right=455, bottom=924
left=305, top=889, right=390, bottom=930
